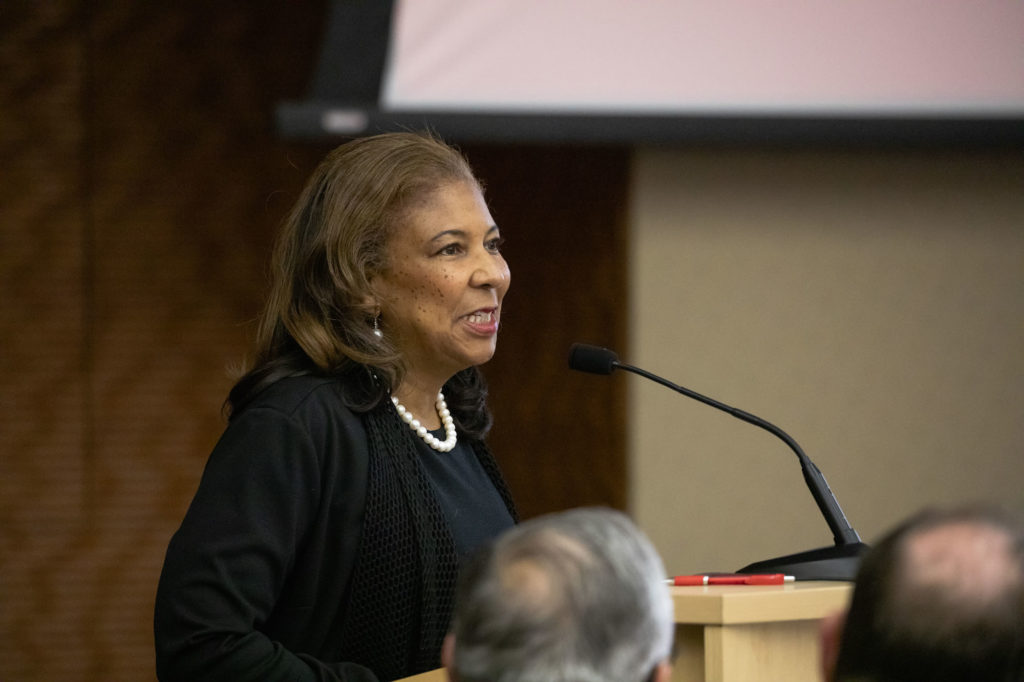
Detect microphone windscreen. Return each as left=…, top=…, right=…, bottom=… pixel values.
left=568, top=343, right=619, bottom=375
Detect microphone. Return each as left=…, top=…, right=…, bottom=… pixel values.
left=568, top=342, right=868, bottom=581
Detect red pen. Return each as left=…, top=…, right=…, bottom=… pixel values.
left=667, top=573, right=795, bottom=586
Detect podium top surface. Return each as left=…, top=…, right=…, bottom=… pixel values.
left=670, top=580, right=852, bottom=625
left=396, top=582, right=853, bottom=681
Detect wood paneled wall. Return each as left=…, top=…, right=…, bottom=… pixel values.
left=0, top=4, right=628, bottom=680
left=464, top=143, right=631, bottom=516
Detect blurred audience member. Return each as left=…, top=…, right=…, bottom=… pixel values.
left=821, top=503, right=1024, bottom=682
left=443, top=507, right=675, bottom=682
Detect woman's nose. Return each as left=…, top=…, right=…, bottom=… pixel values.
left=471, top=253, right=510, bottom=289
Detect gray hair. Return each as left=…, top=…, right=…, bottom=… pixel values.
left=450, top=507, right=674, bottom=682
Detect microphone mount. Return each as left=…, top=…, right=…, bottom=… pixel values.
left=569, top=343, right=868, bottom=581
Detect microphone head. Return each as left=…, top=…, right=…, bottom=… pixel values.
left=568, top=343, right=619, bottom=375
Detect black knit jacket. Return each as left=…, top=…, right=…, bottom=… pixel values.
left=154, top=375, right=517, bottom=681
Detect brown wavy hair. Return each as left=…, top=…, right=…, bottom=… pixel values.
left=227, top=131, right=494, bottom=437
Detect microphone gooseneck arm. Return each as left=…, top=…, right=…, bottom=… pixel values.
left=568, top=342, right=863, bottom=552
left=613, top=360, right=861, bottom=547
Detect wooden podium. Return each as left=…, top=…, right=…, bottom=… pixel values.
left=399, top=667, right=446, bottom=682
left=670, top=580, right=851, bottom=682
left=399, top=581, right=851, bottom=682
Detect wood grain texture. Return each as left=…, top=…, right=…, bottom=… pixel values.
left=0, top=5, right=628, bottom=680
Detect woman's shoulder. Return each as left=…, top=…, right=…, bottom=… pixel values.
left=238, top=375, right=355, bottom=422
left=226, top=375, right=374, bottom=466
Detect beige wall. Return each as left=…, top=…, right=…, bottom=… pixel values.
left=628, top=147, right=1024, bottom=576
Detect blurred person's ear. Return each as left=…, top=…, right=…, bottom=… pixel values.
left=441, top=633, right=458, bottom=682
left=819, top=608, right=846, bottom=682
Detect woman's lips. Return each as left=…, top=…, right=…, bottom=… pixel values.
left=462, top=308, right=499, bottom=334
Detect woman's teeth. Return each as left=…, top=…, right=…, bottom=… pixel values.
left=466, top=311, right=493, bottom=323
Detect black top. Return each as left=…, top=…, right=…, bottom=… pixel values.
left=415, top=430, right=515, bottom=563
left=154, top=376, right=516, bottom=682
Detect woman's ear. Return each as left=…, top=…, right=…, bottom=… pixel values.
left=361, top=291, right=381, bottom=326
left=360, top=288, right=378, bottom=310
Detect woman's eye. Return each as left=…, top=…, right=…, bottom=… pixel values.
left=437, top=243, right=463, bottom=256
left=486, top=236, right=505, bottom=253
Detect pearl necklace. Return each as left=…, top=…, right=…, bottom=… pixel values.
left=391, top=391, right=457, bottom=452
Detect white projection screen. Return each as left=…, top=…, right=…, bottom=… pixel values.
left=277, top=0, right=1024, bottom=143
left=383, top=0, right=1024, bottom=117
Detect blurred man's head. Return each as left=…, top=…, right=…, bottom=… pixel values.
left=444, top=507, right=675, bottom=682
left=822, top=504, right=1024, bottom=682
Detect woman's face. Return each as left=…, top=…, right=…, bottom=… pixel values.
left=374, top=179, right=510, bottom=387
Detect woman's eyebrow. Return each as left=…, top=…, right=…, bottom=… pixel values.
left=429, top=225, right=500, bottom=242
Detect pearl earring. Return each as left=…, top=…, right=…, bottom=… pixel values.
left=373, top=316, right=383, bottom=339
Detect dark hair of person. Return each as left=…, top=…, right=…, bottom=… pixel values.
left=226, top=132, right=493, bottom=438
left=834, top=503, right=1024, bottom=682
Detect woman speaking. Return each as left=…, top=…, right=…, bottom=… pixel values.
left=155, top=132, right=518, bottom=681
